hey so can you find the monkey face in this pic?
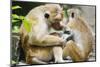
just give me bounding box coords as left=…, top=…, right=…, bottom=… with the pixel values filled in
left=44, top=4, right=63, bottom=30
left=67, top=8, right=81, bottom=19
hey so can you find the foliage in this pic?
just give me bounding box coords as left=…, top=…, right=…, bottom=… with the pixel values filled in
left=12, top=6, right=31, bottom=33
left=12, top=5, right=32, bottom=65
left=12, top=6, right=21, bottom=10
left=23, top=18, right=32, bottom=33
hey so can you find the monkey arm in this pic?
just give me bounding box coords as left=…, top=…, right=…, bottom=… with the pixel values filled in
left=20, top=27, right=64, bottom=47
left=30, top=35, right=64, bottom=47
left=63, top=40, right=87, bottom=61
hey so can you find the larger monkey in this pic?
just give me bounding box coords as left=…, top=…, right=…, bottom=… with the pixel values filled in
left=63, top=8, right=94, bottom=61
left=19, top=4, right=65, bottom=64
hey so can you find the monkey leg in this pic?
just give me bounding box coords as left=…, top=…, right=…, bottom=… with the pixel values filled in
left=26, top=55, right=47, bottom=64
left=63, top=40, right=87, bottom=62
left=25, top=49, right=47, bottom=64
left=32, top=57, right=47, bottom=64
left=53, top=46, right=65, bottom=63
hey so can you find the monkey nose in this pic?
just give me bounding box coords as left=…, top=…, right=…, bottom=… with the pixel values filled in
left=54, top=14, right=62, bottom=21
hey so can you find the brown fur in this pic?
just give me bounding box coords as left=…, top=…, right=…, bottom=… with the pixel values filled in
left=19, top=4, right=64, bottom=64
left=63, top=9, right=94, bottom=61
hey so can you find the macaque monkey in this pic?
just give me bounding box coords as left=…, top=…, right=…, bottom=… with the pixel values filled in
left=63, top=8, right=94, bottom=61
left=19, top=4, right=65, bottom=64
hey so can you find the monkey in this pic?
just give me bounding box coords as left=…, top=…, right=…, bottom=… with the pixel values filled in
left=19, top=4, right=66, bottom=64
left=62, top=8, right=94, bottom=62
left=19, top=4, right=94, bottom=64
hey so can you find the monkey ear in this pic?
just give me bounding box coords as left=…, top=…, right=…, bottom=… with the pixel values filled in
left=59, top=4, right=63, bottom=9
left=60, top=5, right=63, bottom=10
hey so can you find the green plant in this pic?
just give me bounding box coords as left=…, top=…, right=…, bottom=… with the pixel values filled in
left=12, top=5, right=32, bottom=65
left=12, top=5, right=31, bottom=33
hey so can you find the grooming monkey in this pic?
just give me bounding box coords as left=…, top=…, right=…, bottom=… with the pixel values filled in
left=19, top=4, right=66, bottom=64
left=63, top=8, right=94, bottom=61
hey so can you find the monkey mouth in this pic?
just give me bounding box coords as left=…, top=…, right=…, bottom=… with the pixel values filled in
left=51, top=21, right=63, bottom=30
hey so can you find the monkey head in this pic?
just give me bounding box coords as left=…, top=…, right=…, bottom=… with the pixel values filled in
left=44, top=4, right=64, bottom=30
left=67, top=8, right=81, bottom=19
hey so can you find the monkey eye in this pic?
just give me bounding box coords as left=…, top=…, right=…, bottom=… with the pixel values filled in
left=71, top=12, right=74, bottom=18
left=44, top=13, right=50, bottom=19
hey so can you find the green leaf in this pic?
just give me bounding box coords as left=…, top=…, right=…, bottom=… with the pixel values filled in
left=23, top=18, right=31, bottom=33
left=12, top=60, right=16, bottom=64
left=19, top=16, right=25, bottom=20
left=12, top=6, right=21, bottom=10
left=12, top=14, right=19, bottom=19
left=12, top=19, right=20, bottom=23
left=12, top=26, right=19, bottom=33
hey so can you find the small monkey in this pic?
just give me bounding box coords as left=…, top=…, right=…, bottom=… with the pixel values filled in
left=63, top=8, right=94, bottom=61
left=19, top=4, right=65, bottom=64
